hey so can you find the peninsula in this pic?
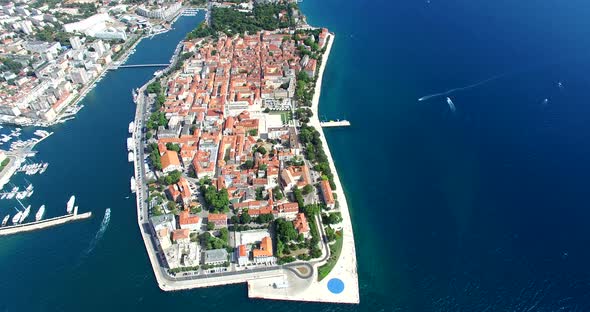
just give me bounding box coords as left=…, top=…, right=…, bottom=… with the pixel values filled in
left=132, top=0, right=359, bottom=303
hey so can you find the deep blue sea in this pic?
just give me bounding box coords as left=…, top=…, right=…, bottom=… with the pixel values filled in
left=2, top=1, right=590, bottom=311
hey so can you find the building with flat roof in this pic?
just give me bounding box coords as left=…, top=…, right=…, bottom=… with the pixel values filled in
left=204, top=248, right=228, bottom=265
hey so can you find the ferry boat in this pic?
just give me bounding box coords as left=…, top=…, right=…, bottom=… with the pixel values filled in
left=19, top=205, right=31, bottom=223
left=128, top=121, right=135, bottom=134
left=66, top=195, right=75, bottom=214
left=12, top=211, right=22, bottom=224
left=2, top=215, right=9, bottom=226
left=35, top=205, right=45, bottom=221
left=130, top=176, right=136, bottom=193
left=128, top=151, right=134, bottom=162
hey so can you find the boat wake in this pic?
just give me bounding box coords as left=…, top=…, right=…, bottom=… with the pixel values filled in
left=85, top=208, right=111, bottom=255
left=418, top=72, right=509, bottom=102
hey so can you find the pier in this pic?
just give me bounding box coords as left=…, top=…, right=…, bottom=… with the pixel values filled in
left=0, top=209, right=92, bottom=236
left=319, top=120, right=351, bottom=127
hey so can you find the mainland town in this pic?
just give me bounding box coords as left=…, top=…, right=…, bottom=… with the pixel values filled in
left=0, top=0, right=358, bottom=304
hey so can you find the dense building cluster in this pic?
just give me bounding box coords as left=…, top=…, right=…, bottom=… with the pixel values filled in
left=146, top=27, right=335, bottom=272
left=0, top=0, right=184, bottom=125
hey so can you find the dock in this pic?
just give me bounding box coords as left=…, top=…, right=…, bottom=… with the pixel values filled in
left=0, top=209, right=92, bottom=236
left=319, top=120, right=351, bottom=127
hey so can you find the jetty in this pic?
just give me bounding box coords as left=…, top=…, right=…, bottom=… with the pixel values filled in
left=319, top=120, right=351, bottom=127
left=0, top=207, right=92, bottom=236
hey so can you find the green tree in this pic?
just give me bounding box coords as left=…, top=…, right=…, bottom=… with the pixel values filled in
left=240, top=212, right=251, bottom=224
left=207, top=221, right=215, bottom=231
left=302, top=184, right=314, bottom=195
left=164, top=170, right=181, bottom=185
left=242, top=160, right=254, bottom=170
left=276, top=218, right=298, bottom=243
left=166, top=143, right=181, bottom=152
left=146, top=81, right=162, bottom=94
left=256, top=213, right=274, bottom=224
left=219, top=228, right=229, bottom=241
left=255, top=187, right=264, bottom=200
left=273, top=185, right=284, bottom=200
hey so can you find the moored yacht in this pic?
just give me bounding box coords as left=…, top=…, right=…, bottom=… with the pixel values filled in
left=66, top=196, right=75, bottom=214
left=2, top=214, right=9, bottom=226
left=35, top=205, right=45, bottom=221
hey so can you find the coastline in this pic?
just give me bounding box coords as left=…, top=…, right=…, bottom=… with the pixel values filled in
left=311, top=34, right=360, bottom=302
left=250, top=32, right=360, bottom=304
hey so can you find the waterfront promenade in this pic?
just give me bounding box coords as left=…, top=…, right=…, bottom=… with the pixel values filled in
left=249, top=33, right=360, bottom=304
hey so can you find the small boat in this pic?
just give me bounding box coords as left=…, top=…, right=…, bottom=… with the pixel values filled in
left=2, top=215, right=9, bottom=226
left=19, top=205, right=31, bottom=223
left=130, top=176, right=136, bottom=193
left=12, top=211, right=22, bottom=224
left=446, top=97, right=457, bottom=113
left=66, top=195, right=75, bottom=214
left=35, top=205, right=45, bottom=221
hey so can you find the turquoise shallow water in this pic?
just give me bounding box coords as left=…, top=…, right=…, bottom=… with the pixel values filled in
left=3, top=1, right=590, bottom=311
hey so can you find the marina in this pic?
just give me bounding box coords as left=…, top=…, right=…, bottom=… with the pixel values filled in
left=16, top=162, right=49, bottom=175
left=0, top=183, right=34, bottom=200
left=0, top=195, right=90, bottom=236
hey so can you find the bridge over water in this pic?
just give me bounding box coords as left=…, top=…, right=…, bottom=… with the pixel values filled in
left=110, top=63, right=170, bottom=70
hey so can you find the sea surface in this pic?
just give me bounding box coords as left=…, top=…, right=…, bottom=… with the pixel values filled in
left=2, top=1, right=590, bottom=311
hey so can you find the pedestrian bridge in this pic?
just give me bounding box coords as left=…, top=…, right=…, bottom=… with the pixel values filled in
left=114, top=64, right=170, bottom=69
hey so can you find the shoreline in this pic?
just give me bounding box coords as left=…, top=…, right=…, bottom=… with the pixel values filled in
left=252, top=32, right=360, bottom=304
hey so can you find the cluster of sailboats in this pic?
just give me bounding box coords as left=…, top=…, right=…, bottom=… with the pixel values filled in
left=1, top=195, right=76, bottom=227
left=0, top=183, right=34, bottom=200
left=1, top=205, right=44, bottom=226
left=18, top=162, right=48, bottom=175
left=0, top=128, right=22, bottom=144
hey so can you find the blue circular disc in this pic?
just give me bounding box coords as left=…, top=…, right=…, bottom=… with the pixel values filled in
left=327, top=278, right=345, bottom=294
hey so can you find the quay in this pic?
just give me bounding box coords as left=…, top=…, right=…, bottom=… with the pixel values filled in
left=320, top=120, right=351, bottom=127
left=0, top=208, right=92, bottom=236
